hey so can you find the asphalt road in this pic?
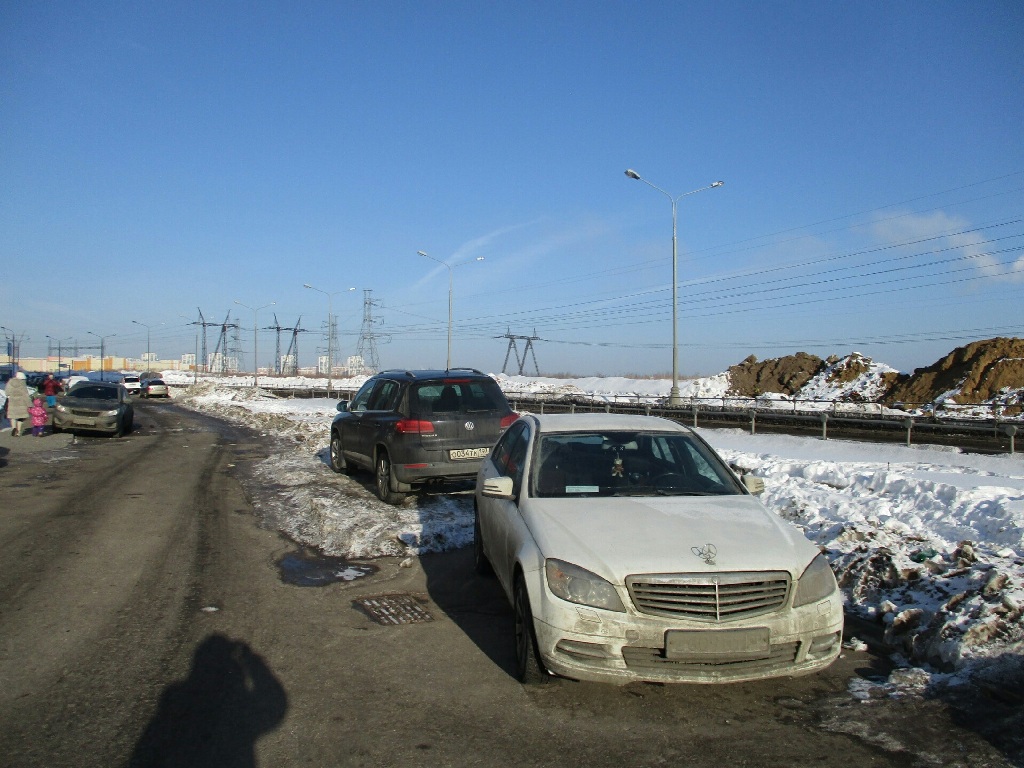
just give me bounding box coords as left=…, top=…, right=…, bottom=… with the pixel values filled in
left=0, top=402, right=1019, bottom=768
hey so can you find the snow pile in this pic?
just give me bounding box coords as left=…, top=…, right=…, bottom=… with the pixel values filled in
left=712, top=431, right=1024, bottom=674
left=799, top=354, right=900, bottom=404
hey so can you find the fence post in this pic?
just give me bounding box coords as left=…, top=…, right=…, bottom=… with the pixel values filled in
left=749, top=409, right=757, bottom=435
left=905, top=416, right=913, bottom=447
left=1006, top=425, right=1017, bottom=455
left=820, top=412, right=829, bottom=440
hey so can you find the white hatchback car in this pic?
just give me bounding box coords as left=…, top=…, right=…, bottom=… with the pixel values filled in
left=474, top=413, right=843, bottom=685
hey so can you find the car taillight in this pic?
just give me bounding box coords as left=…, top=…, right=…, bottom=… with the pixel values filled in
left=395, top=419, right=436, bottom=435
left=500, top=413, right=518, bottom=429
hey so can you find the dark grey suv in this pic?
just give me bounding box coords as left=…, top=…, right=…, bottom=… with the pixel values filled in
left=330, top=369, right=518, bottom=504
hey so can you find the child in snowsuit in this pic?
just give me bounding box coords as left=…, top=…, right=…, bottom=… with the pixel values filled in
left=29, top=397, right=49, bottom=437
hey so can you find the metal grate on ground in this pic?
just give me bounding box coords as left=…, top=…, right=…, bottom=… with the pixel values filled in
left=353, top=593, right=434, bottom=625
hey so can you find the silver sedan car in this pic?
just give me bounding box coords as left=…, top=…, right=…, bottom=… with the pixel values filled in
left=474, top=413, right=843, bottom=685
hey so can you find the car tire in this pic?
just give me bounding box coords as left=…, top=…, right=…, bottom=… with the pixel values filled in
left=474, top=509, right=494, bottom=577
left=375, top=450, right=405, bottom=505
left=329, top=431, right=354, bottom=475
left=513, top=575, right=548, bottom=685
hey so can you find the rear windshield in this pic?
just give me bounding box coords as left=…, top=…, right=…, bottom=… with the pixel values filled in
left=410, top=379, right=508, bottom=417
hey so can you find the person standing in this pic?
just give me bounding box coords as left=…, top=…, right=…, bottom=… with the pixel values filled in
left=29, top=397, right=48, bottom=437
left=4, top=372, right=31, bottom=436
left=40, top=373, right=63, bottom=408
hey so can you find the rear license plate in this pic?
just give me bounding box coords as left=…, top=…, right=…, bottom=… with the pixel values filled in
left=449, top=447, right=490, bottom=460
left=664, top=627, right=770, bottom=662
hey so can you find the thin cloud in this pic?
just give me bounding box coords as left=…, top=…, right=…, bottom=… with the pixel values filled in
left=871, top=211, right=1024, bottom=284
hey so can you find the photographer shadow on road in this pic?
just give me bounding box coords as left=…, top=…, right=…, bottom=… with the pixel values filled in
left=129, top=633, right=287, bottom=768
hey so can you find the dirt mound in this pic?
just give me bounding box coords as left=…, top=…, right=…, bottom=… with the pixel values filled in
left=727, top=352, right=824, bottom=397
left=884, top=338, right=1024, bottom=406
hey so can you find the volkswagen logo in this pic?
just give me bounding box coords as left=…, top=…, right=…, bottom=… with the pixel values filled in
left=464, top=421, right=475, bottom=431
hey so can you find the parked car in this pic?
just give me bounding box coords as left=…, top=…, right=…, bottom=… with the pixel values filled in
left=121, top=375, right=142, bottom=395
left=140, top=379, right=170, bottom=398
left=329, top=369, right=518, bottom=503
left=474, top=413, right=843, bottom=685
left=53, top=380, right=134, bottom=437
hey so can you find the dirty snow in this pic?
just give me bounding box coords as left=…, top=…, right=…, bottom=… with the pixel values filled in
left=166, top=371, right=1024, bottom=691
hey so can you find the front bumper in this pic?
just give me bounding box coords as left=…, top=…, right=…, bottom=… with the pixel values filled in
left=53, top=411, right=121, bottom=434
left=528, top=573, right=844, bottom=685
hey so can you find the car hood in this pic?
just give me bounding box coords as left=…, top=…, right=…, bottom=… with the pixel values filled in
left=522, top=494, right=819, bottom=581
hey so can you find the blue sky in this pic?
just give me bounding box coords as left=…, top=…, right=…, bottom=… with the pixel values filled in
left=3, top=1, right=1023, bottom=376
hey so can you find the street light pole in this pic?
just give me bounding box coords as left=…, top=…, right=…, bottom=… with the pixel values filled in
left=86, top=331, right=116, bottom=381
left=417, top=251, right=485, bottom=370
left=131, top=320, right=163, bottom=373
left=625, top=170, right=723, bottom=405
left=234, top=300, right=275, bottom=388
left=179, top=315, right=200, bottom=385
left=303, top=284, right=356, bottom=392
left=46, top=335, right=73, bottom=375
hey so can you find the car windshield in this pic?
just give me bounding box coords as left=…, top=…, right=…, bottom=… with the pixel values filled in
left=69, top=385, right=119, bottom=401
left=410, top=378, right=506, bottom=417
left=532, top=430, right=743, bottom=498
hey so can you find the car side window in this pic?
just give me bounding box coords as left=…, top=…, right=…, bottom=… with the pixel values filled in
left=505, top=425, right=529, bottom=493
left=491, top=421, right=526, bottom=476
left=349, top=380, right=376, bottom=412
left=366, top=380, right=400, bottom=411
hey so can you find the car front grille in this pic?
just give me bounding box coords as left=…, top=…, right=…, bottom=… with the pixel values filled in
left=626, top=571, right=790, bottom=621
left=69, top=409, right=104, bottom=417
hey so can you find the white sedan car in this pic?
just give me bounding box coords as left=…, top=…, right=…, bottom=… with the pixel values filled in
left=474, top=413, right=843, bottom=685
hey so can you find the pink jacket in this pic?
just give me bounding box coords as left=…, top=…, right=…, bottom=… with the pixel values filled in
left=29, top=400, right=49, bottom=427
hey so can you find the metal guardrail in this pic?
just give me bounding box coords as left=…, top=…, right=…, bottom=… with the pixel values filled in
left=503, top=395, right=1021, bottom=455
left=256, top=386, right=1020, bottom=454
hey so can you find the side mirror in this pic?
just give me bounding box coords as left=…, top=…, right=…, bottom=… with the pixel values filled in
left=481, top=475, right=515, bottom=500
left=336, top=400, right=350, bottom=413
left=742, top=475, right=765, bottom=495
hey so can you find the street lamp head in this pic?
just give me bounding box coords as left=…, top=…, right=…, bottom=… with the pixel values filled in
left=417, top=250, right=428, bottom=257
left=475, top=257, right=485, bottom=262
left=625, top=169, right=642, bottom=180
left=712, top=180, right=724, bottom=188
left=303, top=283, right=313, bottom=289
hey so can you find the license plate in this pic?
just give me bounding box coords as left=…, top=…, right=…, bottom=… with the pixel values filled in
left=76, top=418, right=97, bottom=426
left=449, top=447, right=490, bottom=460
left=664, top=627, right=770, bottom=662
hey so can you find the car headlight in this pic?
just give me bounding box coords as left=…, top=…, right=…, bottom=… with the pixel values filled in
left=793, top=553, right=838, bottom=608
left=545, top=559, right=625, bottom=612
left=103, top=408, right=120, bottom=417
left=55, top=403, right=68, bottom=413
